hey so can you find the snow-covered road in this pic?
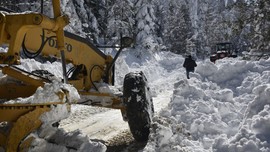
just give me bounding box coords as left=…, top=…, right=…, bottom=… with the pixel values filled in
left=59, top=51, right=179, bottom=143
left=59, top=90, right=172, bottom=142
left=60, top=106, right=129, bottom=141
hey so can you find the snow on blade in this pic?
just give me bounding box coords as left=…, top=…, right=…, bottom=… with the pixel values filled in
left=4, top=80, right=80, bottom=104
left=24, top=104, right=106, bottom=151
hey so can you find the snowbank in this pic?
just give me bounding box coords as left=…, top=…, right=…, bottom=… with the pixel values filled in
left=213, top=84, right=270, bottom=152
left=144, top=57, right=270, bottom=152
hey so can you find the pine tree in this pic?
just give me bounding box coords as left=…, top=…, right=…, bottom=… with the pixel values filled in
left=134, top=0, right=159, bottom=53
left=161, top=0, right=192, bottom=55
left=106, top=0, right=135, bottom=45
left=250, top=0, right=270, bottom=53
left=71, top=0, right=100, bottom=43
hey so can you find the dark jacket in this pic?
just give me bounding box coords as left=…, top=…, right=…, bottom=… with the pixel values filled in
left=183, top=56, right=197, bottom=71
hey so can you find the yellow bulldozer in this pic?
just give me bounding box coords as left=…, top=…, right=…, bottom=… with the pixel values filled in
left=0, top=0, right=154, bottom=151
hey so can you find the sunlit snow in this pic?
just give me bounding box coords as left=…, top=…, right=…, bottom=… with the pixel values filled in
left=1, top=48, right=270, bottom=151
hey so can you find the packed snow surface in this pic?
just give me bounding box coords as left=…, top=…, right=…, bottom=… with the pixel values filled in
left=1, top=48, right=270, bottom=151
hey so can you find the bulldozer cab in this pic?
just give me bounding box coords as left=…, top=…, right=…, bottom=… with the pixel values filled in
left=216, top=42, right=233, bottom=53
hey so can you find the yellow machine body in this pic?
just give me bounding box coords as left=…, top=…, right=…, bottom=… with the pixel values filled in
left=0, top=102, right=69, bottom=152
left=0, top=11, right=113, bottom=91
left=0, top=0, right=125, bottom=151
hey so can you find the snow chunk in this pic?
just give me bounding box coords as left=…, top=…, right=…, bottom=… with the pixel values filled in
left=196, top=61, right=218, bottom=77
left=245, top=84, right=270, bottom=118
left=28, top=129, right=106, bottom=152
left=40, top=104, right=70, bottom=124
left=18, top=89, right=105, bottom=152
left=173, top=79, right=206, bottom=100
left=211, top=88, right=234, bottom=102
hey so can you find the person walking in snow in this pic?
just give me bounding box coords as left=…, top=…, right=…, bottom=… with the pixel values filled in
left=183, top=55, right=197, bottom=79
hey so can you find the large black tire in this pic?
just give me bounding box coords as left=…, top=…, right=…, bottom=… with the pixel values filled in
left=123, top=71, right=154, bottom=142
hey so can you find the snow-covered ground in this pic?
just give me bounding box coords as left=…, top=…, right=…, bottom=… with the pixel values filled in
left=1, top=47, right=270, bottom=151
left=143, top=54, right=270, bottom=152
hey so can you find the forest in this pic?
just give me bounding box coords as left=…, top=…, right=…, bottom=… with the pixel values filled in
left=1, top=0, right=269, bottom=59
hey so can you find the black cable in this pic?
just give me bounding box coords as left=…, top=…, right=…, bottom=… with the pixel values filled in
left=67, top=66, right=76, bottom=78
left=89, top=65, right=103, bottom=91
left=78, top=99, right=93, bottom=105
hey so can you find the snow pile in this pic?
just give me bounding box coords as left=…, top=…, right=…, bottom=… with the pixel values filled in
left=213, top=84, right=270, bottom=152
left=0, top=57, right=79, bottom=104
left=28, top=129, right=106, bottom=152
left=144, top=57, right=270, bottom=152
left=18, top=58, right=65, bottom=78
left=25, top=104, right=106, bottom=152
left=196, top=59, right=270, bottom=91
left=4, top=80, right=80, bottom=104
